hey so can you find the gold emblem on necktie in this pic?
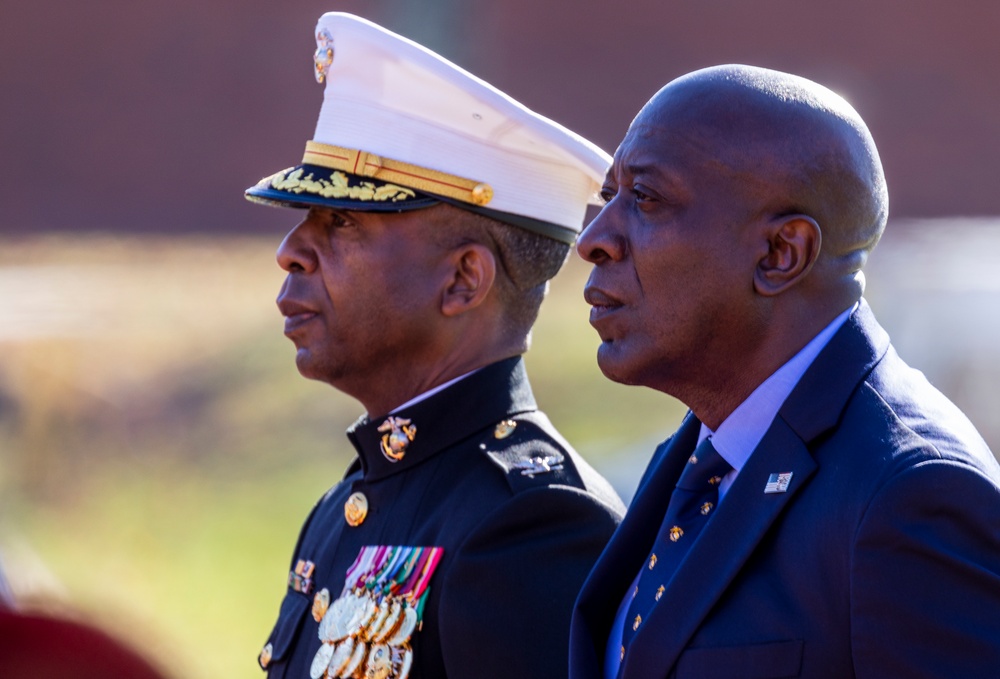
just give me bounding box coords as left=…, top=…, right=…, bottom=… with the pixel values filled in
left=708, top=475, right=723, bottom=485
left=378, top=417, right=417, bottom=462
left=494, top=419, right=517, bottom=439
left=689, top=454, right=698, bottom=464
left=669, top=526, right=684, bottom=542
left=345, top=491, right=369, bottom=526
left=700, top=501, right=714, bottom=515
left=648, top=554, right=657, bottom=569
left=633, top=614, right=641, bottom=631
left=620, top=645, right=625, bottom=661
left=655, top=585, right=665, bottom=601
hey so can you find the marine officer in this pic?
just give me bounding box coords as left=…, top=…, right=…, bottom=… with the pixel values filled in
left=245, top=13, right=625, bottom=679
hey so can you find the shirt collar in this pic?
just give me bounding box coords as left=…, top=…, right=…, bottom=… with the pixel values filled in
left=699, top=303, right=857, bottom=472
left=347, top=356, right=536, bottom=482
left=390, top=368, right=479, bottom=413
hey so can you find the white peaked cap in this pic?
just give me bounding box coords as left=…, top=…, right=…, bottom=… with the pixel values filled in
left=246, top=12, right=612, bottom=243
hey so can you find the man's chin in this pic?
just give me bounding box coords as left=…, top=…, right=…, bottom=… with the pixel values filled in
left=596, top=341, right=643, bottom=387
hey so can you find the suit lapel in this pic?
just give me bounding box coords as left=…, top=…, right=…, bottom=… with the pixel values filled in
left=620, top=302, right=889, bottom=676
left=577, top=300, right=891, bottom=679
left=622, top=416, right=817, bottom=677
left=570, top=415, right=700, bottom=678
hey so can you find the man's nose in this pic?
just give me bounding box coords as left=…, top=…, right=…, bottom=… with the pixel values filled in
left=576, top=200, right=625, bottom=264
left=276, top=218, right=318, bottom=273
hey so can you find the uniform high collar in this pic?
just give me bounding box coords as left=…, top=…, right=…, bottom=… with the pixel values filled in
left=346, top=356, right=537, bottom=482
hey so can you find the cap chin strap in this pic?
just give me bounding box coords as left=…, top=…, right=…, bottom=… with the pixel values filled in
left=303, top=141, right=494, bottom=207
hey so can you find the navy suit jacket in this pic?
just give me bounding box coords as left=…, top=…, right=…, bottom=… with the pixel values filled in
left=570, top=300, right=1000, bottom=679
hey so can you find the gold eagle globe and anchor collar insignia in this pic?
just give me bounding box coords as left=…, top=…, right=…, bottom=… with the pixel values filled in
left=378, top=417, right=417, bottom=463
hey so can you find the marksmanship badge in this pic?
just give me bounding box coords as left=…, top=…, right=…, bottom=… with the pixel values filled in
left=511, top=454, right=564, bottom=478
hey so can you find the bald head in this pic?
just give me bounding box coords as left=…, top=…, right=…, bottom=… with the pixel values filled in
left=636, top=65, right=888, bottom=293
left=578, top=65, right=891, bottom=420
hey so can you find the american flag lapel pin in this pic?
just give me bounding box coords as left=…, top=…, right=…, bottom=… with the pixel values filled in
left=764, top=472, right=793, bottom=494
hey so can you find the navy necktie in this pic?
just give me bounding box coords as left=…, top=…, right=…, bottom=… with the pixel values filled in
left=618, top=437, right=732, bottom=666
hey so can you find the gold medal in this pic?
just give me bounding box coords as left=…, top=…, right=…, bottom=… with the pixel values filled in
left=313, top=587, right=331, bottom=622
left=340, top=639, right=368, bottom=678
left=365, top=599, right=391, bottom=641
left=310, top=642, right=334, bottom=679
left=365, top=643, right=393, bottom=679
left=386, top=605, right=417, bottom=646
left=372, top=600, right=402, bottom=642
left=345, top=492, right=369, bottom=526
left=331, top=594, right=360, bottom=641
left=327, top=638, right=356, bottom=677
left=396, top=647, right=414, bottom=679
left=322, top=595, right=353, bottom=642
left=340, top=592, right=369, bottom=639
left=354, top=595, right=378, bottom=637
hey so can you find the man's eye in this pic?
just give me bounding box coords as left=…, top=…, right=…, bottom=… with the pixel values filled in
left=328, top=212, right=352, bottom=228
left=632, top=186, right=653, bottom=202
left=599, top=187, right=616, bottom=204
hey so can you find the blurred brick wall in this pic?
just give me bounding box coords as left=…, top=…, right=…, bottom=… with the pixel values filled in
left=2, top=0, right=998, bottom=234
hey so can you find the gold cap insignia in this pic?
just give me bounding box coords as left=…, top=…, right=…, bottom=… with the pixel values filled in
left=314, top=29, right=334, bottom=83
left=345, top=491, right=369, bottom=526
left=378, top=416, right=417, bottom=462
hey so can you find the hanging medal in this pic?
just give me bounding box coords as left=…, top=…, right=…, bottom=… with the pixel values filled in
left=312, top=545, right=444, bottom=679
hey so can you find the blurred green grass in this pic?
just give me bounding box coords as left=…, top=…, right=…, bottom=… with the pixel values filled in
left=0, top=234, right=680, bottom=678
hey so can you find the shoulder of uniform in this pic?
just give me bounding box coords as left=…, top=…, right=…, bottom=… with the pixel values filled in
left=478, top=411, right=587, bottom=493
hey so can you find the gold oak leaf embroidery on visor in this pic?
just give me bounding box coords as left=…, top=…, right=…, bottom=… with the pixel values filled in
left=267, top=168, right=417, bottom=202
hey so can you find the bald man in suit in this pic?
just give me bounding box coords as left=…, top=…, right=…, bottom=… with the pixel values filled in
left=570, top=64, right=1000, bottom=679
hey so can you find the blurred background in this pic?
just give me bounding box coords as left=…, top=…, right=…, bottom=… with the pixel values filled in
left=1, top=0, right=998, bottom=676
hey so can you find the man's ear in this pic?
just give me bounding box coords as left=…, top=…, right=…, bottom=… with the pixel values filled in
left=441, top=243, right=497, bottom=317
left=753, top=215, right=821, bottom=296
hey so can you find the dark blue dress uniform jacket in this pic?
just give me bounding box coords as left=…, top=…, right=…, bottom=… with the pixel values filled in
left=570, top=300, right=1000, bottom=679
left=262, top=356, right=625, bottom=678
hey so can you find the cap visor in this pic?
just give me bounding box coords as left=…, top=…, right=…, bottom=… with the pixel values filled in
left=245, top=164, right=439, bottom=212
